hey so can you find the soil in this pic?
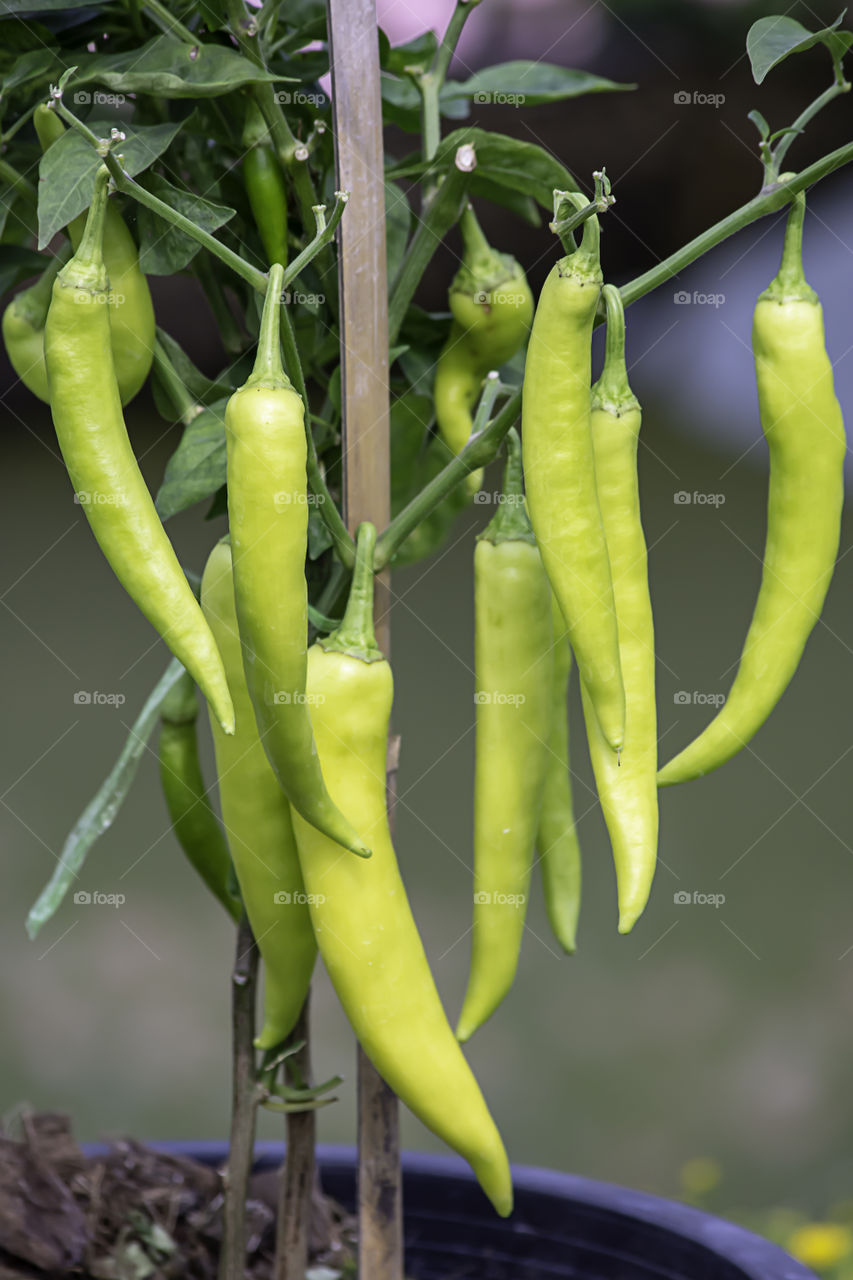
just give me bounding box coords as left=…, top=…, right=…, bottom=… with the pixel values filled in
left=0, top=1112, right=356, bottom=1279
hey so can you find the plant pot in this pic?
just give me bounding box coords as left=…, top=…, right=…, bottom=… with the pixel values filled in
left=150, top=1142, right=815, bottom=1280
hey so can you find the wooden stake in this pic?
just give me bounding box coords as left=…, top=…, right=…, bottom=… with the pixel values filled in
left=326, top=0, right=401, bottom=1275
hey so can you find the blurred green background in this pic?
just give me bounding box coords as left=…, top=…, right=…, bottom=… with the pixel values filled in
left=2, top=0, right=852, bottom=1231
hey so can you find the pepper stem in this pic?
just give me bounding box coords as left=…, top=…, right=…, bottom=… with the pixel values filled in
left=459, top=203, right=491, bottom=260
left=479, top=428, right=535, bottom=546
left=244, top=263, right=292, bottom=390
left=321, top=523, right=383, bottom=662
left=72, top=166, right=110, bottom=270
left=558, top=192, right=601, bottom=282
left=592, top=284, right=640, bottom=415
left=762, top=186, right=818, bottom=304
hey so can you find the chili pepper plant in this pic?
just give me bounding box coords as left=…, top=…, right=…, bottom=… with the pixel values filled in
left=2, top=1, right=852, bottom=1277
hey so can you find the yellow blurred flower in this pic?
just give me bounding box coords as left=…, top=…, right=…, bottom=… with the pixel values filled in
left=680, top=1158, right=722, bottom=1197
left=788, top=1224, right=853, bottom=1271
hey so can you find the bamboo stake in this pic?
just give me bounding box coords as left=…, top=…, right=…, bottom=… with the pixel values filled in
left=326, top=0, right=401, bottom=1275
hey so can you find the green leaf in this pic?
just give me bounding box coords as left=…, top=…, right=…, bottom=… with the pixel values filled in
left=37, top=118, right=183, bottom=249
left=155, top=399, right=229, bottom=522
left=445, top=62, right=635, bottom=105
left=152, top=327, right=224, bottom=412
left=73, top=34, right=291, bottom=98
left=26, top=658, right=184, bottom=940
left=307, top=508, right=334, bottom=560
left=385, top=181, right=411, bottom=285
left=0, top=245, right=49, bottom=301
left=136, top=174, right=235, bottom=275
left=382, top=30, right=437, bottom=76
left=0, top=46, right=59, bottom=99
left=0, top=0, right=90, bottom=11
left=746, top=14, right=852, bottom=84
left=391, top=127, right=576, bottom=212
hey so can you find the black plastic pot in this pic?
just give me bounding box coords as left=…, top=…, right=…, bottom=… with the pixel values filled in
left=149, top=1142, right=813, bottom=1280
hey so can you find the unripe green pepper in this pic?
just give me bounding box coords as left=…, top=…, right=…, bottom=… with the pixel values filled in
left=158, top=669, right=242, bottom=923
left=225, top=265, right=370, bottom=859
left=522, top=210, right=626, bottom=752
left=2, top=246, right=69, bottom=401
left=290, top=524, right=513, bottom=1218
left=434, top=205, right=533, bottom=494
left=201, top=539, right=317, bottom=1050
left=456, top=431, right=553, bottom=1042
left=44, top=166, right=234, bottom=735
left=536, top=594, right=582, bottom=954
left=32, top=104, right=155, bottom=405
left=242, top=100, right=289, bottom=268
left=580, top=285, right=658, bottom=932
left=658, top=191, right=846, bottom=786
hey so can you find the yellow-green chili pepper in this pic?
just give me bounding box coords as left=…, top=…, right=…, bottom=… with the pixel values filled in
left=456, top=431, right=553, bottom=1043
left=536, top=595, right=582, bottom=955
left=434, top=205, right=533, bottom=494
left=44, top=167, right=234, bottom=733
left=31, top=104, right=155, bottom=405
left=658, top=191, right=845, bottom=786
left=242, top=100, right=289, bottom=268
left=225, top=264, right=370, bottom=858
left=290, top=523, right=513, bottom=1217
left=158, top=669, right=242, bottom=923
left=521, top=210, right=626, bottom=752
left=580, top=285, right=658, bottom=932
left=202, top=539, right=317, bottom=1050
left=2, top=245, right=70, bottom=401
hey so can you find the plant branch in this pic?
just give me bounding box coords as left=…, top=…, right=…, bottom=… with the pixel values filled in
left=0, top=158, right=37, bottom=203
left=770, top=75, right=851, bottom=179
left=618, top=145, right=853, bottom=312
left=219, top=913, right=261, bottom=1280
left=282, top=193, right=348, bottom=290
left=387, top=147, right=476, bottom=345
left=375, top=375, right=515, bottom=570
left=152, top=339, right=203, bottom=426
left=141, top=0, right=196, bottom=42
left=273, top=995, right=315, bottom=1280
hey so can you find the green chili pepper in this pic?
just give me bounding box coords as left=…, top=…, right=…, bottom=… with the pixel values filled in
left=2, top=245, right=70, bottom=401
left=580, top=285, right=657, bottom=932
left=225, top=264, right=370, bottom=859
left=290, top=523, right=512, bottom=1217
left=44, top=166, right=235, bottom=734
left=521, top=209, right=626, bottom=752
left=456, top=431, right=553, bottom=1043
left=658, top=191, right=845, bottom=786
left=158, top=669, right=242, bottom=922
left=33, top=104, right=155, bottom=405
left=242, top=101, right=289, bottom=268
left=536, top=594, right=582, bottom=955
left=434, top=205, right=533, bottom=494
left=202, top=540, right=317, bottom=1049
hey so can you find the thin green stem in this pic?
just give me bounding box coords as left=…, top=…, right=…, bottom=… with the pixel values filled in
left=152, top=339, right=203, bottom=426
left=375, top=377, right=515, bottom=570
left=771, top=76, right=850, bottom=180
left=194, top=253, right=245, bottom=357
left=550, top=194, right=604, bottom=256
left=617, top=143, right=853, bottom=313
left=141, top=0, right=196, bottom=41
left=411, top=0, right=480, bottom=186
left=281, top=193, right=348, bottom=291
left=277, top=300, right=355, bottom=568
left=433, top=0, right=481, bottom=86
left=592, top=284, right=638, bottom=413
left=2, top=103, right=38, bottom=146
left=761, top=188, right=816, bottom=304
left=246, top=262, right=289, bottom=387
left=0, top=158, right=37, bottom=203
left=322, top=523, right=381, bottom=660
left=479, top=426, right=533, bottom=545
left=388, top=156, right=474, bottom=344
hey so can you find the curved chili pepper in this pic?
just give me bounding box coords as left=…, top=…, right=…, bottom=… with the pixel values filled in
left=658, top=191, right=845, bottom=785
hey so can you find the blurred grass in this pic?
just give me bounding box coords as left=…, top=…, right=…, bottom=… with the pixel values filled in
left=2, top=377, right=852, bottom=1217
